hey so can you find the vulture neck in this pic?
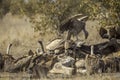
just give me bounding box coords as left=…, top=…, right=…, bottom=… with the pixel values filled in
left=91, top=45, right=94, bottom=55
left=6, top=43, right=12, bottom=55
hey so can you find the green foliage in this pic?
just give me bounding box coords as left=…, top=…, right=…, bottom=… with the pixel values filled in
left=0, top=0, right=120, bottom=34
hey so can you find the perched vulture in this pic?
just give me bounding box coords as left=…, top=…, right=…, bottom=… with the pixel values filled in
left=59, top=14, right=89, bottom=40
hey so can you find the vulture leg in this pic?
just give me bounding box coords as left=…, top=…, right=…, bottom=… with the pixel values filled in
left=91, top=45, right=94, bottom=55
left=38, top=41, right=45, bottom=53
left=83, top=25, right=89, bottom=39
left=64, top=30, right=72, bottom=55
left=65, top=30, right=72, bottom=40
left=76, top=36, right=79, bottom=41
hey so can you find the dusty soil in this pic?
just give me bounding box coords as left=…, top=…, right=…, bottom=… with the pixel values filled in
left=0, top=72, right=120, bottom=80
left=0, top=13, right=119, bottom=80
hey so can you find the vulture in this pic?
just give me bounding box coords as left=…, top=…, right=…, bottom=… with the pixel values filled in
left=99, top=26, right=120, bottom=40
left=99, top=27, right=109, bottom=39
left=59, top=14, right=89, bottom=40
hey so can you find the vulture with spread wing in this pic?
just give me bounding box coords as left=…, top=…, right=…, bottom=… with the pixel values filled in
left=59, top=14, right=89, bottom=40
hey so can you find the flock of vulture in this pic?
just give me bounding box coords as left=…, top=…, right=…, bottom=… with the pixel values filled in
left=0, top=14, right=120, bottom=79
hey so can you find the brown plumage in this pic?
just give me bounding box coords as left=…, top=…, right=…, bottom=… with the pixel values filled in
left=59, top=14, right=89, bottom=40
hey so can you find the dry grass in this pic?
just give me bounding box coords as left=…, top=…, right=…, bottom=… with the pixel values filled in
left=0, top=13, right=56, bottom=58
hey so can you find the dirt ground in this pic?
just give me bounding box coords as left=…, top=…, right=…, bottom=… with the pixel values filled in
left=0, top=13, right=119, bottom=80
left=0, top=72, right=119, bottom=80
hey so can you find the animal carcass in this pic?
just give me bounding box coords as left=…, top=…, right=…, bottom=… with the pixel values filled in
left=85, top=54, right=104, bottom=75
left=49, top=55, right=75, bottom=75
left=75, top=59, right=87, bottom=74
left=49, top=62, right=74, bottom=75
